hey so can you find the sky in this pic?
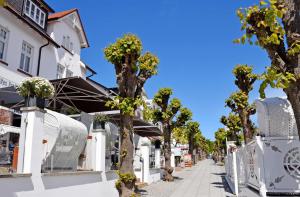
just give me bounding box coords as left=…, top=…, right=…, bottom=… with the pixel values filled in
left=47, top=0, right=285, bottom=140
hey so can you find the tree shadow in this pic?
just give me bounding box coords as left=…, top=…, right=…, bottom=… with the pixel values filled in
left=211, top=172, right=226, bottom=176
left=173, top=176, right=183, bottom=180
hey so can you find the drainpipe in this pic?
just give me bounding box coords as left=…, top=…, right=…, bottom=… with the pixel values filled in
left=36, top=41, right=50, bottom=76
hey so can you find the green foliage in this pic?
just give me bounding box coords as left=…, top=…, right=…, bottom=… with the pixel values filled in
left=235, top=0, right=300, bottom=98
left=152, top=88, right=192, bottom=124
left=104, top=34, right=142, bottom=65
left=172, top=127, right=188, bottom=144
left=214, top=128, right=228, bottom=152
left=138, top=52, right=159, bottom=76
left=235, top=0, right=286, bottom=47
left=175, top=107, right=193, bottom=127
left=220, top=113, right=242, bottom=141
left=105, top=96, right=143, bottom=116
left=232, top=64, right=258, bottom=92
left=153, top=88, right=173, bottom=107
left=259, top=66, right=296, bottom=98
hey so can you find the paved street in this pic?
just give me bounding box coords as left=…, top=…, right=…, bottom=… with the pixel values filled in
left=140, top=159, right=234, bottom=197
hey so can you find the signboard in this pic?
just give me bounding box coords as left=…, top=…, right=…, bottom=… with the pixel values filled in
left=0, top=77, right=17, bottom=88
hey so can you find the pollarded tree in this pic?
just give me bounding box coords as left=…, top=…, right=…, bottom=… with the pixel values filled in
left=104, top=34, right=159, bottom=197
left=186, top=121, right=201, bottom=164
left=214, top=128, right=228, bottom=161
left=235, top=0, right=300, bottom=136
left=220, top=113, right=243, bottom=145
left=225, top=65, right=257, bottom=143
left=153, top=88, right=192, bottom=181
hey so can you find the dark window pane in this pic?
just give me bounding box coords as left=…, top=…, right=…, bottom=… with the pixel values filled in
left=19, top=53, right=25, bottom=70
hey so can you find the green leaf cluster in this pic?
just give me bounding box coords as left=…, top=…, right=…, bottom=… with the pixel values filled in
left=259, top=66, right=296, bottom=98
left=235, top=0, right=286, bottom=47
left=105, top=96, right=143, bottom=116
left=104, top=34, right=142, bottom=65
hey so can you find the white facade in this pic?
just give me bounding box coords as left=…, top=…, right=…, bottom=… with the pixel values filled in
left=0, top=4, right=91, bottom=88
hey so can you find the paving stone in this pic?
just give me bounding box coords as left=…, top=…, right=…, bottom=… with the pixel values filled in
left=141, top=159, right=236, bottom=197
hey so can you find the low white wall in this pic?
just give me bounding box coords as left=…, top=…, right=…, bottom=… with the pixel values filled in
left=0, top=172, right=118, bottom=197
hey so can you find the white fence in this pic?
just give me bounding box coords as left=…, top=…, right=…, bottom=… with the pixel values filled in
left=225, top=136, right=300, bottom=196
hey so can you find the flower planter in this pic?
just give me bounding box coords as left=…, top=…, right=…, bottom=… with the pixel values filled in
left=93, top=121, right=105, bottom=130
left=24, top=96, right=46, bottom=109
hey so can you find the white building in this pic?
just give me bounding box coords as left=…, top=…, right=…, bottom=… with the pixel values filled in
left=0, top=0, right=94, bottom=89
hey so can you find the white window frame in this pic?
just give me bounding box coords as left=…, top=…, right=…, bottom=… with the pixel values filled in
left=19, top=41, right=33, bottom=73
left=57, top=64, right=65, bottom=79
left=24, top=0, right=46, bottom=28
left=62, top=35, right=74, bottom=53
left=0, top=25, right=9, bottom=61
left=66, top=69, right=73, bottom=78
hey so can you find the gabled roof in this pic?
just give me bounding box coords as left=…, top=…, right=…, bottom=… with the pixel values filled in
left=48, top=8, right=77, bottom=21
left=48, top=9, right=89, bottom=48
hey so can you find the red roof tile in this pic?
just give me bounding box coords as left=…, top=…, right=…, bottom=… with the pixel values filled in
left=48, top=9, right=77, bottom=20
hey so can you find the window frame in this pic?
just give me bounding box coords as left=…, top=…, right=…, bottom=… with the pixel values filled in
left=23, top=0, right=46, bottom=28
left=19, top=41, right=34, bottom=74
left=66, top=69, right=73, bottom=78
left=0, top=25, right=9, bottom=61
left=56, top=64, right=65, bottom=79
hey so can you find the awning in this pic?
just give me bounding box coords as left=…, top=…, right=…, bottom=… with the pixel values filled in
left=49, top=77, right=114, bottom=113
left=106, top=111, right=162, bottom=137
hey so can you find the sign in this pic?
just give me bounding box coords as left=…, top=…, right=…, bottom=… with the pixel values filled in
left=0, top=76, right=17, bottom=88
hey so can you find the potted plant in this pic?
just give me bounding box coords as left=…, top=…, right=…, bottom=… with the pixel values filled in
left=17, top=77, right=55, bottom=109
left=93, top=113, right=109, bottom=130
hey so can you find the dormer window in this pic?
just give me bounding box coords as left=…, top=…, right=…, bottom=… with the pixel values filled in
left=24, top=0, right=46, bottom=28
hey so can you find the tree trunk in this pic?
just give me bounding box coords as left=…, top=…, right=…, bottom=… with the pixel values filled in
left=118, top=114, right=135, bottom=197
left=163, top=123, right=174, bottom=181
left=285, top=83, right=300, bottom=138
left=188, top=139, right=195, bottom=165
left=240, top=110, right=253, bottom=144
left=282, top=0, right=300, bottom=139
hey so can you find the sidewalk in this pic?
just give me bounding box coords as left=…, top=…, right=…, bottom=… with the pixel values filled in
left=140, top=159, right=234, bottom=197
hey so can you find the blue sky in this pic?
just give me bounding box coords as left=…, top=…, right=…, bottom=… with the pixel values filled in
left=47, top=0, right=285, bottom=140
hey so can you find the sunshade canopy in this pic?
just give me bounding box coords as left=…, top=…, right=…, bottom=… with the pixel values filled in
left=49, top=77, right=113, bottom=113
left=106, top=112, right=162, bottom=137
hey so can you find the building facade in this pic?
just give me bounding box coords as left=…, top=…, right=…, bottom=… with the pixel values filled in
left=0, top=0, right=93, bottom=89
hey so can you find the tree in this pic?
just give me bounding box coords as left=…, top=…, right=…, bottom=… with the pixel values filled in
left=235, top=0, right=300, bottom=136
left=173, top=126, right=188, bottom=145
left=186, top=121, right=201, bottom=164
left=214, top=128, right=228, bottom=162
left=104, top=34, right=159, bottom=197
left=153, top=88, right=192, bottom=181
left=225, top=65, right=257, bottom=143
left=220, top=113, right=243, bottom=145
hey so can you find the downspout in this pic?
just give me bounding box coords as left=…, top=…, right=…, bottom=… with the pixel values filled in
left=36, top=41, right=50, bottom=76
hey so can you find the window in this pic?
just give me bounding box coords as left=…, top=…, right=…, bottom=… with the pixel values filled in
left=57, top=64, right=65, bottom=79
left=23, top=0, right=46, bottom=28
left=19, top=42, right=33, bottom=73
left=62, top=36, right=74, bottom=53
left=66, top=69, right=73, bottom=78
left=0, top=26, right=8, bottom=61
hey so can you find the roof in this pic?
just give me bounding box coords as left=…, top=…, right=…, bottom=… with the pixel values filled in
left=48, top=9, right=89, bottom=48
left=48, top=9, right=77, bottom=21
left=49, top=77, right=112, bottom=113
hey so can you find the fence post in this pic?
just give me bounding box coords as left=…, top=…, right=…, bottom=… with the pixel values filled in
left=232, top=150, right=239, bottom=196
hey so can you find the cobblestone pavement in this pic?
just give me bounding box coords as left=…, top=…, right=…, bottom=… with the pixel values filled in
left=139, top=159, right=234, bottom=197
